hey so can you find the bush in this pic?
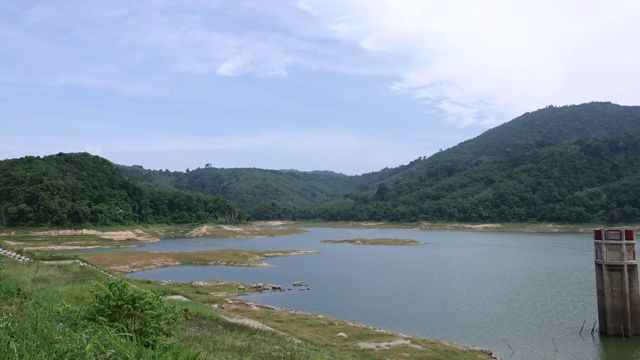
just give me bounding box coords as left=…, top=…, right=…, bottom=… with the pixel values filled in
left=86, top=277, right=181, bottom=348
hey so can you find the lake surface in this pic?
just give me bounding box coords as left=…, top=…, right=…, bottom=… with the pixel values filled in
left=116, top=228, right=640, bottom=360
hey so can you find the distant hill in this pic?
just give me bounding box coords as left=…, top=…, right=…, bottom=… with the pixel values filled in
left=7, top=102, right=639, bottom=226
left=302, top=102, right=640, bottom=223
left=118, top=102, right=640, bottom=224
left=117, top=164, right=408, bottom=220
left=0, top=153, right=246, bottom=227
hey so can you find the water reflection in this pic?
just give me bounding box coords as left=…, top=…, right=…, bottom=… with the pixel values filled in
left=599, top=336, right=640, bottom=360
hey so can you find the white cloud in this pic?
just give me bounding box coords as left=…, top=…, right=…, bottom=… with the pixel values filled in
left=296, top=0, right=640, bottom=127
left=2, top=1, right=398, bottom=92
left=5, top=1, right=640, bottom=134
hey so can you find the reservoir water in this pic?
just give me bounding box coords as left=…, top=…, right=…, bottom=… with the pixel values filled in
left=115, top=228, right=640, bottom=359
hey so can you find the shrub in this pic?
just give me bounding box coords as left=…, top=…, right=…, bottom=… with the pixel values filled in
left=86, top=277, right=181, bottom=348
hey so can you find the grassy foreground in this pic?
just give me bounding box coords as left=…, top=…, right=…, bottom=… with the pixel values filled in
left=0, top=221, right=514, bottom=359
left=0, top=257, right=351, bottom=359
left=0, top=255, right=494, bottom=359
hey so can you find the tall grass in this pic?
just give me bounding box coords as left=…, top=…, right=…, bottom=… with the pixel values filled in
left=0, top=302, right=196, bottom=359
left=0, top=260, right=197, bottom=359
left=0, top=259, right=351, bottom=359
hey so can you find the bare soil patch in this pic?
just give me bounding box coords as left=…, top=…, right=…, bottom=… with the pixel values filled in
left=412, top=222, right=503, bottom=231
left=357, top=339, right=422, bottom=350
left=0, top=229, right=159, bottom=250
left=77, top=249, right=319, bottom=274
left=187, top=223, right=305, bottom=238
left=15, top=229, right=158, bottom=242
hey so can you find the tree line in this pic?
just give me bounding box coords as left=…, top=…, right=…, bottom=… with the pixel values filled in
left=5, top=103, right=640, bottom=226
left=115, top=102, right=640, bottom=224
left=0, top=153, right=248, bottom=227
left=300, top=134, right=640, bottom=224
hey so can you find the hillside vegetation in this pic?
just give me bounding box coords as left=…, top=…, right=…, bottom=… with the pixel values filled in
left=3, top=102, right=640, bottom=226
left=117, top=163, right=410, bottom=220
left=0, top=153, right=248, bottom=227
left=304, top=102, right=640, bottom=223
left=117, top=102, right=640, bottom=224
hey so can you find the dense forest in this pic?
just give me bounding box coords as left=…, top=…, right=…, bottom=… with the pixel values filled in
left=0, top=153, right=247, bottom=227
left=306, top=133, right=640, bottom=223
left=117, top=163, right=411, bottom=220
left=119, top=102, right=640, bottom=224
left=304, top=102, right=640, bottom=223
left=3, top=102, right=640, bottom=227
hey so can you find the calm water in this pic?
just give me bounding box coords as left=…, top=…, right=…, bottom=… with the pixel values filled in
left=116, top=228, right=640, bottom=360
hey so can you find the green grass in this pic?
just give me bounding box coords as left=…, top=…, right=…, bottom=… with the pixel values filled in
left=23, top=251, right=82, bottom=261
left=0, top=257, right=352, bottom=360
left=0, top=259, right=186, bottom=359
left=131, top=278, right=257, bottom=305
left=174, top=310, right=351, bottom=360
left=0, top=254, right=494, bottom=359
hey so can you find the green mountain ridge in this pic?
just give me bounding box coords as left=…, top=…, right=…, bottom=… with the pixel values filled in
left=116, top=161, right=411, bottom=220
left=3, top=101, right=640, bottom=226
left=418, top=101, right=640, bottom=168
left=114, top=101, right=640, bottom=224
left=313, top=132, right=640, bottom=223
left=315, top=102, right=640, bottom=223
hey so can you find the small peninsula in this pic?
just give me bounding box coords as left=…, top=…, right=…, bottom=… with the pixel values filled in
left=320, top=238, right=422, bottom=245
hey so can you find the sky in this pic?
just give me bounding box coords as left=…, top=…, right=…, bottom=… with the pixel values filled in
left=1, top=1, right=639, bottom=175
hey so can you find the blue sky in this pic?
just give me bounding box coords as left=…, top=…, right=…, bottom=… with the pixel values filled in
left=2, top=1, right=639, bottom=175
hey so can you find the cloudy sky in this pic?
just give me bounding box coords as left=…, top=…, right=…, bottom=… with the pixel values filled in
left=1, top=1, right=639, bottom=175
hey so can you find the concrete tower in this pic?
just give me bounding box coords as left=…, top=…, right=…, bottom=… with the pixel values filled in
left=594, top=229, right=640, bottom=336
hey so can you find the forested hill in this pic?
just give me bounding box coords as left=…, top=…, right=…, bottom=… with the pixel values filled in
left=414, top=101, right=640, bottom=168
left=0, top=153, right=247, bottom=227
left=117, top=165, right=407, bottom=220
left=6, top=102, right=639, bottom=226
left=304, top=102, right=640, bottom=223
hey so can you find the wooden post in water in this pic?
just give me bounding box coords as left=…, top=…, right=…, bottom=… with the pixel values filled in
left=594, top=229, right=640, bottom=336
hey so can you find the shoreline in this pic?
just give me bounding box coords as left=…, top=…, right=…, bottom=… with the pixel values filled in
left=0, top=245, right=499, bottom=359
left=288, top=220, right=620, bottom=233
left=75, top=249, right=320, bottom=274
left=0, top=220, right=624, bottom=240
left=0, top=220, right=620, bottom=275
left=213, top=297, right=499, bottom=358
left=0, top=221, right=614, bottom=359
left=0, top=222, right=534, bottom=359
